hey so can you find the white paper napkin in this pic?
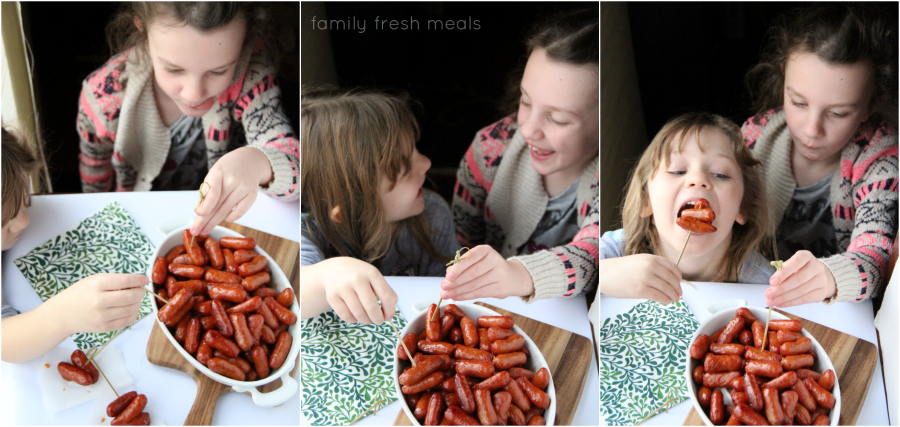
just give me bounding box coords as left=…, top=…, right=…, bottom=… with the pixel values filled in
left=39, top=346, right=133, bottom=413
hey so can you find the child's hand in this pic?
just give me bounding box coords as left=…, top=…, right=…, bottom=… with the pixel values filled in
left=766, top=250, right=837, bottom=307
left=600, top=254, right=683, bottom=304
left=190, top=147, right=274, bottom=236
left=319, top=257, right=398, bottom=324
left=47, top=273, right=148, bottom=335
left=440, top=245, right=535, bottom=301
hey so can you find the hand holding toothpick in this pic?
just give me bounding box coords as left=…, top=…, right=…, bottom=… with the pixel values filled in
left=431, top=247, right=470, bottom=322
left=761, top=260, right=784, bottom=350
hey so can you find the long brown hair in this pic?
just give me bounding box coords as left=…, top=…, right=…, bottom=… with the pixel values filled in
left=622, top=113, right=769, bottom=282
left=301, top=86, right=449, bottom=267
left=746, top=3, right=898, bottom=129
left=2, top=127, right=38, bottom=226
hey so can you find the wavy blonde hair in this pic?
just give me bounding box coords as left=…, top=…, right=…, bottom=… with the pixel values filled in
left=301, top=86, right=448, bottom=267
left=621, top=112, right=770, bottom=282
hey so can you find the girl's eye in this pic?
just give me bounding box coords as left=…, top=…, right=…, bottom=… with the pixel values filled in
left=166, top=68, right=183, bottom=74
left=520, top=99, right=531, bottom=107
left=712, top=173, right=730, bottom=179
left=210, top=70, right=228, bottom=76
left=548, top=115, right=567, bottom=126
left=831, top=111, right=848, bottom=118
left=791, top=101, right=807, bottom=108
left=666, top=170, right=685, bottom=176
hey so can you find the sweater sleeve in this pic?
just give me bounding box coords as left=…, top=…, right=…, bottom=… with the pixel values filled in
left=451, top=134, right=492, bottom=248
left=823, top=150, right=899, bottom=304
left=76, top=85, right=115, bottom=193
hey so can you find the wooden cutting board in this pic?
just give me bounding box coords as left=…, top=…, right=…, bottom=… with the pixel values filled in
left=683, top=308, right=879, bottom=425
left=146, top=222, right=299, bottom=425
left=393, top=302, right=594, bottom=426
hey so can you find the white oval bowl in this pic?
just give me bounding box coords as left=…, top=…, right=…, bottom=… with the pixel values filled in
left=684, top=306, right=840, bottom=425
left=146, top=225, right=300, bottom=407
left=393, top=302, right=556, bottom=425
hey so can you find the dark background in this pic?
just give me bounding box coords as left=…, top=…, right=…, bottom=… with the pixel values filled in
left=312, top=1, right=595, bottom=202
left=627, top=2, right=898, bottom=140
left=21, top=2, right=300, bottom=194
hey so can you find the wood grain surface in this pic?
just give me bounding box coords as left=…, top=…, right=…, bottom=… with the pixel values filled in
left=682, top=308, right=878, bottom=426
left=393, top=302, right=594, bottom=426
left=146, top=222, right=299, bottom=425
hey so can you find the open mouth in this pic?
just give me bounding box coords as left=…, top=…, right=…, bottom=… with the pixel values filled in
left=677, top=200, right=707, bottom=218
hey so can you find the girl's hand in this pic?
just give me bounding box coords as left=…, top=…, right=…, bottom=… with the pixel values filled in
left=190, top=147, right=274, bottom=236
left=600, top=254, right=683, bottom=304
left=48, top=273, right=148, bottom=335
left=440, top=245, right=535, bottom=301
left=766, top=250, right=837, bottom=307
left=319, top=257, right=398, bottom=324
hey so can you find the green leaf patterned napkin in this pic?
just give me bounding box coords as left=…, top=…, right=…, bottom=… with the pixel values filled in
left=14, top=202, right=155, bottom=349
left=301, top=310, right=408, bottom=426
left=600, top=299, right=699, bottom=426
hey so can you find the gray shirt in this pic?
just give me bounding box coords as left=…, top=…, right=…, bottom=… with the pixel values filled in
left=776, top=173, right=838, bottom=260
left=2, top=301, right=17, bottom=318
left=600, top=229, right=775, bottom=284
left=152, top=115, right=208, bottom=191
left=517, top=179, right=580, bottom=255
left=302, top=189, right=462, bottom=277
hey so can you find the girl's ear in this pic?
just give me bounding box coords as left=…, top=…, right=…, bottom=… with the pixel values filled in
left=133, top=17, right=143, bottom=32
left=640, top=203, right=653, bottom=218
left=735, top=211, right=747, bottom=225
left=330, top=206, right=342, bottom=223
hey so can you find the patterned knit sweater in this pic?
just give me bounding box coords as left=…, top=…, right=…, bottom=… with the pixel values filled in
left=77, top=44, right=298, bottom=200
left=742, top=108, right=898, bottom=304
left=453, top=116, right=599, bottom=303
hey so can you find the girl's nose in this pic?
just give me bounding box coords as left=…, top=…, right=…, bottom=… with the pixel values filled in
left=417, top=152, right=432, bottom=174
left=803, top=112, right=824, bottom=139
left=182, top=79, right=206, bottom=103
left=518, top=110, right=543, bottom=141
left=686, top=170, right=711, bottom=189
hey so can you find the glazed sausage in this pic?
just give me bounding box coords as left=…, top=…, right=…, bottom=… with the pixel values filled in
left=795, top=404, right=812, bottom=425
left=203, top=237, right=225, bottom=269
left=783, top=354, right=814, bottom=371
left=734, top=403, right=769, bottom=426
left=718, top=316, right=746, bottom=345
left=257, top=296, right=279, bottom=328
left=402, top=371, right=444, bottom=394
left=491, top=334, right=525, bottom=355
left=777, top=329, right=802, bottom=343
left=276, top=288, right=295, bottom=307
left=796, top=368, right=822, bottom=382
left=208, top=358, right=246, bottom=381
left=710, top=389, right=725, bottom=425
left=746, top=360, right=783, bottom=378
left=762, top=387, right=785, bottom=425
left=761, top=371, right=798, bottom=391
left=209, top=284, right=248, bottom=303
left=731, top=376, right=744, bottom=391
left=168, top=264, right=204, bottom=279
left=264, top=296, right=297, bottom=325
left=230, top=313, right=255, bottom=352
left=705, top=354, right=743, bottom=373
left=444, top=406, right=480, bottom=425
left=744, top=346, right=782, bottom=363
left=238, top=255, right=267, bottom=277
left=681, top=208, right=715, bottom=222
left=527, top=415, right=545, bottom=426
left=493, top=391, right=512, bottom=425
left=487, top=327, right=516, bottom=342
left=415, top=392, right=433, bottom=419
left=781, top=337, right=812, bottom=356
left=532, top=368, right=550, bottom=390
left=157, top=288, right=194, bottom=325
left=743, top=373, right=764, bottom=412
left=58, top=362, right=93, bottom=386
left=698, top=386, right=712, bottom=408
left=818, top=369, right=835, bottom=391
left=508, top=405, right=527, bottom=426
left=477, top=316, right=514, bottom=329
left=400, top=355, right=443, bottom=385
left=692, top=366, right=704, bottom=384
left=751, top=320, right=766, bottom=348
left=781, top=390, right=799, bottom=426
left=219, top=236, right=256, bottom=250
left=813, top=414, right=830, bottom=425
left=110, top=394, right=147, bottom=426
left=509, top=367, right=536, bottom=381
left=222, top=248, right=239, bottom=274
left=493, top=352, right=527, bottom=370
left=709, top=326, right=727, bottom=344
left=731, top=390, right=749, bottom=407
left=205, top=269, right=241, bottom=284
left=107, top=391, right=138, bottom=417
left=516, top=377, right=550, bottom=409
left=182, top=230, right=208, bottom=266
left=767, top=331, right=781, bottom=355
left=196, top=338, right=213, bottom=365
left=212, top=352, right=252, bottom=373
left=171, top=254, right=194, bottom=265
left=457, top=360, right=495, bottom=378
left=479, top=328, right=492, bottom=352
left=675, top=216, right=717, bottom=234
left=460, top=316, right=479, bottom=348
left=475, top=389, right=500, bottom=426
left=269, top=330, right=293, bottom=370
left=71, top=349, right=99, bottom=384
left=444, top=391, right=461, bottom=409
left=185, top=317, right=201, bottom=354
left=454, top=373, right=477, bottom=414
left=171, top=280, right=206, bottom=296
left=232, top=249, right=256, bottom=264
left=736, top=307, right=758, bottom=324
left=791, top=378, right=818, bottom=411
left=227, top=296, right=263, bottom=315
left=768, top=319, right=803, bottom=332
left=152, top=257, right=168, bottom=285
left=455, top=344, right=493, bottom=361
left=739, top=330, right=754, bottom=346
left=690, top=334, right=710, bottom=359
left=165, top=245, right=186, bottom=263
left=418, top=341, right=455, bottom=355
left=703, top=371, right=741, bottom=388
left=260, top=325, right=277, bottom=344
left=443, top=304, right=466, bottom=319
left=211, top=299, right=234, bottom=337
left=398, top=333, right=418, bottom=361
left=425, top=390, right=444, bottom=426
left=129, top=413, right=150, bottom=426
left=505, top=378, right=531, bottom=412
left=250, top=345, right=269, bottom=378
left=203, top=330, right=240, bottom=357
left=803, top=377, right=835, bottom=409
left=473, top=371, right=511, bottom=391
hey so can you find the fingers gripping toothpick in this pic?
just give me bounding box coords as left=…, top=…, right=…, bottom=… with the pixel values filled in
left=432, top=247, right=470, bottom=322
left=761, top=260, right=784, bottom=350
left=190, top=182, right=212, bottom=248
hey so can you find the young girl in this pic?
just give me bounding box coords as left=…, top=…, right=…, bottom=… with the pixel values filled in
left=77, top=2, right=298, bottom=237
left=299, top=88, right=461, bottom=324
left=601, top=113, right=774, bottom=305
left=2, top=127, right=147, bottom=364
left=743, top=4, right=898, bottom=307
left=443, top=7, right=599, bottom=303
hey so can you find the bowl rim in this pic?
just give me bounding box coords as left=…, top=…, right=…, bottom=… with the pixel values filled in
left=392, top=302, right=556, bottom=426
left=684, top=306, right=841, bottom=426
left=147, top=225, right=300, bottom=387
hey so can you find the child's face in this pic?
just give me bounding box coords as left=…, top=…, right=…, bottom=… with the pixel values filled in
left=380, top=147, right=432, bottom=222
left=2, top=197, right=30, bottom=251
left=646, top=128, right=746, bottom=258
left=146, top=16, right=246, bottom=118
left=517, top=47, right=599, bottom=178
left=783, top=51, right=874, bottom=163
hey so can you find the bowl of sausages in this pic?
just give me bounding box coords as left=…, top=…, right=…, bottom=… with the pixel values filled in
left=686, top=306, right=840, bottom=426
left=393, top=301, right=555, bottom=425
left=146, top=220, right=299, bottom=407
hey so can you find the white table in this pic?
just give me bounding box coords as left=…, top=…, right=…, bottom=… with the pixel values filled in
left=1, top=191, right=300, bottom=425
left=600, top=282, right=888, bottom=426
left=300, top=276, right=600, bottom=426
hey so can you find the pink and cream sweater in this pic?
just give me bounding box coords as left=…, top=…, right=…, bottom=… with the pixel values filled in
left=453, top=116, right=599, bottom=303
left=743, top=108, right=898, bottom=304
left=77, top=44, right=298, bottom=200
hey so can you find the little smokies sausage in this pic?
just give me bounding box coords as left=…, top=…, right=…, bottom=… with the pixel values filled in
left=168, top=264, right=205, bottom=280
left=725, top=413, right=741, bottom=426
left=508, top=405, right=527, bottom=426
left=185, top=317, right=201, bottom=354
left=238, top=255, right=267, bottom=277
left=730, top=391, right=749, bottom=407
left=208, top=357, right=246, bottom=381
left=71, top=349, right=99, bottom=383
left=129, top=413, right=150, bottom=426
left=257, top=296, right=279, bottom=328
left=680, top=208, right=715, bottom=222
left=205, top=269, right=242, bottom=284
left=171, top=254, right=194, bottom=265
left=219, top=236, right=256, bottom=250
left=762, top=387, right=785, bottom=425
left=491, top=334, right=525, bottom=355
left=690, top=334, right=710, bottom=359
left=197, top=338, right=213, bottom=365
left=264, top=296, right=297, bottom=325
left=233, top=249, right=257, bottom=264
left=781, top=390, right=799, bottom=425
left=211, top=299, right=234, bottom=337
left=457, top=360, right=495, bottom=378
left=58, top=362, right=93, bottom=386
left=761, top=371, right=798, bottom=391
left=718, top=316, right=746, bottom=345
left=203, top=237, right=225, bottom=269
left=709, top=326, right=727, bottom=344
left=475, top=389, right=500, bottom=426
left=398, top=333, right=418, bottom=361
left=710, top=343, right=745, bottom=355
left=400, top=355, right=443, bottom=385
left=227, top=296, right=263, bottom=315
left=439, top=314, right=455, bottom=341
left=746, top=360, right=783, bottom=378
left=276, top=288, right=296, bottom=307
left=418, top=341, right=455, bottom=355
left=703, top=371, right=741, bottom=388
left=445, top=406, right=480, bottom=425
left=809, top=406, right=830, bottom=422
left=402, top=371, right=444, bottom=394
left=107, top=391, right=138, bottom=417
left=733, top=403, right=769, bottom=426
left=442, top=304, right=466, bottom=319
left=494, top=352, right=527, bottom=370
left=212, top=352, right=251, bottom=373
left=705, top=354, right=743, bottom=373
left=110, top=394, right=147, bottom=426
left=449, top=328, right=463, bottom=344
left=509, top=367, right=536, bottom=381
left=209, top=284, right=248, bottom=303
left=157, top=288, right=194, bottom=325
left=182, top=230, right=207, bottom=266
left=425, top=390, right=444, bottom=426
left=415, top=392, right=433, bottom=419
left=260, top=325, right=277, bottom=344
left=473, top=371, right=511, bottom=391
left=744, top=346, right=782, bottom=363
left=781, top=337, right=812, bottom=356
left=477, top=316, right=515, bottom=329
left=731, top=376, right=744, bottom=391
left=783, top=354, right=814, bottom=371
left=698, top=386, right=712, bottom=408
left=505, top=378, right=531, bottom=412
left=818, top=369, right=835, bottom=391
left=751, top=320, right=766, bottom=348
left=479, top=328, right=492, bottom=352
left=736, top=307, right=758, bottom=324
left=203, top=330, right=240, bottom=357
left=443, top=391, right=461, bottom=409
left=269, top=330, right=293, bottom=370
left=739, top=330, right=754, bottom=346
left=516, top=377, right=550, bottom=409
left=710, top=389, right=725, bottom=425
left=222, top=248, right=239, bottom=274
left=455, top=344, right=493, bottom=361
left=777, top=329, right=802, bottom=343
left=803, top=377, right=835, bottom=409
left=494, top=391, right=512, bottom=425
left=230, top=313, right=255, bottom=352
left=796, top=368, right=822, bottom=382
left=743, top=373, right=764, bottom=412
left=675, top=216, right=717, bottom=234
left=166, top=245, right=186, bottom=263
left=768, top=319, right=803, bottom=332
left=527, top=415, right=546, bottom=426
left=532, top=368, right=550, bottom=390
left=170, top=280, right=206, bottom=296
left=152, top=257, right=168, bottom=285
left=813, top=414, right=831, bottom=425
left=455, top=373, right=477, bottom=413
left=791, top=378, right=817, bottom=411
left=487, top=327, right=516, bottom=342
left=460, top=316, right=478, bottom=348
left=794, top=404, right=812, bottom=425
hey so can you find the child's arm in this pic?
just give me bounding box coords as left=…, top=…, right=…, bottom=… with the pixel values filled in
left=452, top=132, right=497, bottom=248
left=1, top=274, right=146, bottom=364
left=301, top=258, right=398, bottom=324
left=76, top=87, right=116, bottom=193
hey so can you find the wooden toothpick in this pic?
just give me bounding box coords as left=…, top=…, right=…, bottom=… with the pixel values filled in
left=387, top=318, right=416, bottom=368
left=433, top=247, right=470, bottom=321
left=189, top=182, right=211, bottom=247
left=761, top=260, right=784, bottom=350
left=146, top=288, right=170, bottom=306
left=635, top=389, right=678, bottom=425
left=675, top=231, right=692, bottom=267
left=347, top=389, right=388, bottom=425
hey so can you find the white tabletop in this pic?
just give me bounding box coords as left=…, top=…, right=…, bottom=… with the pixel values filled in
left=1, top=191, right=300, bottom=425
left=600, top=281, right=888, bottom=426
left=300, top=276, right=600, bottom=426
